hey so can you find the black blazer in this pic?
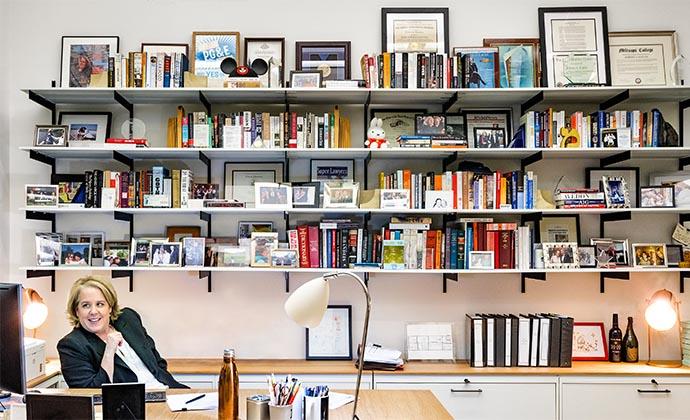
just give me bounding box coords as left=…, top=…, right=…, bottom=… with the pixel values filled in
left=57, top=307, right=186, bottom=389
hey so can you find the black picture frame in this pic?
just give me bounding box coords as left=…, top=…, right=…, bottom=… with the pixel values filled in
left=306, top=305, right=353, bottom=360
left=444, top=112, right=467, bottom=141
left=244, top=37, right=286, bottom=87
left=223, top=161, right=285, bottom=205
left=310, top=159, right=355, bottom=182
left=666, top=244, right=683, bottom=267
left=640, top=186, right=675, bottom=208
left=295, top=41, right=351, bottom=81
left=472, top=127, right=506, bottom=148
left=585, top=167, right=640, bottom=208
left=462, top=109, right=512, bottom=147
left=381, top=8, right=450, bottom=54
left=292, top=182, right=321, bottom=208
left=414, top=114, right=446, bottom=136
left=537, top=214, right=581, bottom=244
left=58, top=111, right=113, bottom=143
left=577, top=245, right=597, bottom=268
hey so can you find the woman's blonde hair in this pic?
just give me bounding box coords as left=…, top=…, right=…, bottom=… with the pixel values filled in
left=66, top=276, right=121, bottom=327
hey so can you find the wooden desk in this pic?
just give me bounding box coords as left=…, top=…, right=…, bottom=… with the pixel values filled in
left=56, top=389, right=452, bottom=420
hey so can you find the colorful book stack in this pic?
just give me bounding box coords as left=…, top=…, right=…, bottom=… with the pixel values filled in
left=554, top=188, right=606, bottom=209
left=107, top=52, right=188, bottom=88
left=397, top=134, right=467, bottom=148
left=683, top=321, right=690, bottom=367
left=360, top=52, right=462, bottom=89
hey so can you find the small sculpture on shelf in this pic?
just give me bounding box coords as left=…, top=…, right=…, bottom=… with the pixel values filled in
left=364, top=118, right=389, bottom=148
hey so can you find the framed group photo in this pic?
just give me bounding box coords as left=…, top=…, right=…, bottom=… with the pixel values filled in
left=462, top=109, right=512, bottom=148
left=306, top=305, right=353, bottom=360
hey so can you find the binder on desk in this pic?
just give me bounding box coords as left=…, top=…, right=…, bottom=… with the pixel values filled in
left=548, top=315, right=563, bottom=367
left=538, top=316, right=551, bottom=367
left=517, top=315, right=531, bottom=366
left=485, top=315, right=495, bottom=367
left=495, top=315, right=506, bottom=367
left=509, top=315, right=519, bottom=367
left=466, top=314, right=485, bottom=367
left=559, top=316, right=574, bottom=367
left=529, top=314, right=540, bottom=366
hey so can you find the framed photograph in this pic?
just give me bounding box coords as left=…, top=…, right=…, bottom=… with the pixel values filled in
left=572, top=322, right=608, bottom=361
left=65, top=232, right=104, bottom=266
left=306, top=305, right=353, bottom=360
left=370, top=109, right=427, bottom=144
left=533, top=244, right=545, bottom=269
left=380, top=189, right=410, bottom=209
left=60, top=243, right=91, bottom=266
left=310, top=159, right=355, bottom=182
left=60, top=36, right=119, bottom=88
left=58, top=112, right=112, bottom=147
left=577, top=245, right=597, bottom=268
left=254, top=182, right=292, bottom=209
left=381, top=8, right=449, bottom=54
left=538, top=7, right=610, bottom=87
left=150, top=242, right=182, bottom=267
left=216, top=245, right=250, bottom=267
left=609, top=31, right=679, bottom=86
left=25, top=185, right=58, bottom=207
left=586, top=167, right=640, bottom=207
left=425, top=190, right=453, bottom=210
left=35, top=233, right=62, bottom=267
left=473, top=127, right=506, bottom=148
left=103, top=241, right=130, bottom=267
left=290, top=70, right=322, bottom=88
left=130, top=238, right=154, bottom=266
left=34, top=125, right=68, bottom=147
left=323, top=182, right=359, bottom=208
left=612, top=239, right=629, bottom=266
left=271, top=249, right=298, bottom=268
left=191, top=31, right=240, bottom=80
left=649, top=171, right=690, bottom=208
left=192, top=183, right=219, bottom=200
left=602, top=176, right=631, bottom=208
left=415, top=114, right=446, bottom=136
left=296, top=41, right=351, bottom=81
left=166, top=226, right=201, bottom=243
left=542, top=242, right=579, bottom=269
left=224, top=162, right=284, bottom=206
left=600, top=128, right=619, bottom=148
left=141, top=42, right=188, bottom=56
left=666, top=244, right=683, bottom=267
left=406, top=322, right=454, bottom=361
left=463, top=110, right=512, bottom=148
left=591, top=238, right=616, bottom=268
left=538, top=215, right=580, bottom=243
left=444, top=113, right=467, bottom=143
left=238, top=222, right=273, bottom=240
left=454, top=47, right=499, bottom=89
left=468, top=251, right=494, bottom=270
left=183, top=237, right=206, bottom=267
left=632, top=243, right=667, bottom=268
left=640, top=186, right=675, bottom=208
left=483, top=38, right=541, bottom=88
left=250, top=232, right=279, bottom=267
left=244, top=37, right=285, bottom=87
left=292, top=182, right=320, bottom=208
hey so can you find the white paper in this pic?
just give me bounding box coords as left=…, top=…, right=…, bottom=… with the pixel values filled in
left=328, top=392, right=354, bottom=410
left=166, top=392, right=218, bottom=412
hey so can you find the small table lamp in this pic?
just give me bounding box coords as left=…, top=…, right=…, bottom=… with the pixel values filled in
left=23, top=288, right=48, bottom=337
left=644, top=289, right=681, bottom=367
left=284, top=271, right=371, bottom=420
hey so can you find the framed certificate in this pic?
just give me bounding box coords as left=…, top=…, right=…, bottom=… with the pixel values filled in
left=223, top=162, right=284, bottom=206
left=609, top=31, right=679, bottom=86
left=306, top=305, right=353, bottom=360
left=244, top=37, right=285, bottom=88
left=381, top=8, right=449, bottom=54
left=538, top=7, right=610, bottom=87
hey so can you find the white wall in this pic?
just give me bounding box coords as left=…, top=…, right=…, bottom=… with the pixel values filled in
left=8, top=0, right=690, bottom=361
left=1, top=0, right=11, bottom=281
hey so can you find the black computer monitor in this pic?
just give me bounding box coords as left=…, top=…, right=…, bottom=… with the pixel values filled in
left=0, top=283, right=26, bottom=396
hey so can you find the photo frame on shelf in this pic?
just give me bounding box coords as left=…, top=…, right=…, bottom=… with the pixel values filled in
left=224, top=162, right=284, bottom=207
left=483, top=38, right=541, bottom=88
left=370, top=109, right=427, bottom=144
left=270, top=249, right=298, bottom=268
left=640, top=186, right=675, bottom=208
left=306, top=305, right=353, bottom=360
left=577, top=245, right=597, bottom=268
left=250, top=232, right=279, bottom=267
left=666, top=244, right=683, bottom=267
left=140, top=42, right=189, bottom=57
left=542, top=242, right=578, bottom=269
left=591, top=238, right=616, bottom=268
left=238, top=222, right=273, bottom=240
left=166, top=226, right=201, bottom=242
left=381, top=7, right=449, bottom=54
left=380, top=189, right=410, bottom=209
left=25, top=185, right=58, bottom=207
left=649, top=171, right=690, bottom=208
left=538, top=7, right=611, bottom=87
left=323, top=182, right=359, bottom=208
left=473, top=127, right=506, bottom=148
left=244, top=37, right=285, bottom=88
left=64, top=231, right=104, bottom=266
left=60, top=36, right=119, bottom=88
left=150, top=242, right=182, bottom=267
left=406, top=322, right=454, bottom=361
left=310, top=159, right=355, bottom=182
left=462, top=109, right=512, bottom=149
left=103, top=241, right=130, bottom=267
left=602, top=176, right=631, bottom=208
left=183, top=237, right=205, bottom=267
left=444, top=113, right=467, bottom=144
left=254, top=182, right=292, bottom=209
left=295, top=41, right=351, bottom=81
left=612, top=239, right=630, bottom=266
left=60, top=243, right=91, bottom=266
left=572, top=322, right=608, bottom=361
left=468, top=251, right=494, bottom=270
left=609, top=31, right=679, bottom=87
left=191, top=31, right=240, bottom=80
left=425, top=190, right=453, bottom=210
left=632, top=243, right=667, bottom=268
left=58, top=112, right=112, bottom=147
left=291, top=182, right=320, bottom=208
left=585, top=167, right=640, bottom=208
left=414, top=114, right=446, bottom=136
left=290, top=70, right=322, bottom=88
left=217, top=245, right=251, bottom=267
left=34, top=125, right=68, bottom=147
left=130, top=238, right=153, bottom=266
left=538, top=215, right=581, bottom=244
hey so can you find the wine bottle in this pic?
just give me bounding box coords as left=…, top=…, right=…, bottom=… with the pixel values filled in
left=608, top=314, right=623, bottom=362
left=218, top=348, right=239, bottom=420
left=623, top=316, right=639, bottom=363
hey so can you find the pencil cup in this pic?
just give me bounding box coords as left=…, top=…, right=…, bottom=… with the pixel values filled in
left=268, top=403, right=293, bottom=420
left=246, top=394, right=270, bottom=420
left=303, top=395, right=329, bottom=420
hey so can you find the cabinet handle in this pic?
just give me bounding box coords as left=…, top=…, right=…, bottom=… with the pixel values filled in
left=451, top=388, right=483, bottom=393
left=637, top=389, right=671, bottom=393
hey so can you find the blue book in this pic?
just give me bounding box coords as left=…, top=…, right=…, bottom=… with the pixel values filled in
left=450, top=229, right=458, bottom=270
left=465, top=226, right=473, bottom=269
left=326, top=230, right=332, bottom=268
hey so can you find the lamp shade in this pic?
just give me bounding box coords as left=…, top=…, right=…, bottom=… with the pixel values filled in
left=284, top=276, right=330, bottom=328
left=645, top=289, right=677, bottom=332
left=23, top=288, right=48, bottom=330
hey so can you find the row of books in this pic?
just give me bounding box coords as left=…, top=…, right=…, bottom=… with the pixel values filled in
left=378, top=170, right=537, bottom=210
left=466, top=313, right=574, bottom=368
left=166, top=107, right=351, bottom=149
left=107, top=52, right=188, bottom=88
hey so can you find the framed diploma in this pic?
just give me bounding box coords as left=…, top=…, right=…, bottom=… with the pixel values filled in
left=244, top=37, right=285, bottom=88
left=538, top=7, right=610, bottom=87
left=609, top=31, right=679, bottom=87
left=381, top=8, right=449, bottom=54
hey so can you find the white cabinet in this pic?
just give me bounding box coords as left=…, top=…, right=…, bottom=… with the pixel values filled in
left=376, top=375, right=558, bottom=420
left=560, top=376, right=690, bottom=420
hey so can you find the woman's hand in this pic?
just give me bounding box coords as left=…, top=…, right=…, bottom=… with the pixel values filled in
left=105, top=331, right=123, bottom=350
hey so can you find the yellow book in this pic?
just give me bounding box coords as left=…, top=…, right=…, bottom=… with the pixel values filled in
left=172, top=170, right=181, bottom=208
left=333, top=106, right=340, bottom=148
left=339, top=117, right=350, bottom=148
left=383, top=53, right=391, bottom=89
left=176, top=106, right=185, bottom=148
left=379, top=171, right=385, bottom=189
left=166, top=117, right=176, bottom=148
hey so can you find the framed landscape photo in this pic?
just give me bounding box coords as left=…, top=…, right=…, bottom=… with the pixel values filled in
left=296, top=41, right=351, bottom=81
left=290, top=70, right=322, bottom=88
left=538, top=215, right=580, bottom=243
left=310, top=159, right=355, bottom=182
left=58, top=112, right=112, bottom=147
left=244, top=37, right=285, bottom=87
left=306, top=305, right=353, bottom=360
left=538, top=7, right=611, bottom=87
left=34, top=125, right=68, bottom=147
left=191, top=31, right=240, bottom=80
left=141, top=42, right=189, bottom=57
left=463, top=110, right=512, bottom=148
left=632, top=243, right=667, bottom=268
left=381, top=7, right=449, bottom=54
left=270, top=249, right=298, bottom=268
left=572, top=322, right=608, bottom=361
left=483, top=38, right=541, bottom=88
left=609, top=31, right=679, bottom=86
left=370, top=109, right=427, bottom=144
left=291, top=182, right=320, bottom=208
left=61, top=36, right=119, bottom=88
left=224, top=162, right=284, bottom=206
left=640, top=186, right=675, bottom=208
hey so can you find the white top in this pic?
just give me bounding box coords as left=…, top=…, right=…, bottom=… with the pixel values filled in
left=115, top=338, right=167, bottom=389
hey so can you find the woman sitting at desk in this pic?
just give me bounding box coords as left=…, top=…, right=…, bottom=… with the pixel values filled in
left=57, top=276, right=186, bottom=388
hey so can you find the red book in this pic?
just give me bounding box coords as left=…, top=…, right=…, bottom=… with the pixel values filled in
left=105, top=138, right=148, bottom=145
left=307, top=225, right=320, bottom=268
left=498, top=230, right=512, bottom=269
left=297, top=226, right=310, bottom=268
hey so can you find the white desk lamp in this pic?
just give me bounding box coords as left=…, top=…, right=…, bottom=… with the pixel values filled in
left=644, top=289, right=682, bottom=367
left=23, top=288, right=48, bottom=337
left=284, top=271, right=371, bottom=420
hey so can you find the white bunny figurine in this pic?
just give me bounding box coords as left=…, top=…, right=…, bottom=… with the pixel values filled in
left=365, top=118, right=389, bottom=148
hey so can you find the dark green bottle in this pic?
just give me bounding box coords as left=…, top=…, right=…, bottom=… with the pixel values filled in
left=623, top=316, right=639, bottom=362
left=609, top=314, right=622, bottom=362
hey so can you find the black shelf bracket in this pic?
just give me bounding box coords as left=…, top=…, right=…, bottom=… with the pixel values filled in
left=520, top=151, right=543, bottom=171
left=441, top=92, right=459, bottom=114
left=283, top=151, right=290, bottom=182
left=114, top=211, right=134, bottom=240
left=200, top=211, right=212, bottom=237
left=27, top=270, right=56, bottom=292
left=363, top=151, right=372, bottom=190
left=198, top=271, right=212, bottom=293
left=285, top=272, right=290, bottom=293
left=113, top=91, right=134, bottom=117
left=199, top=151, right=211, bottom=182
left=442, top=152, right=459, bottom=172
left=599, top=271, right=630, bottom=293
left=521, top=91, right=544, bottom=115
left=112, top=270, right=134, bottom=292
left=599, top=211, right=631, bottom=238
left=678, top=98, right=690, bottom=145
left=28, top=90, right=57, bottom=124
left=113, top=151, right=134, bottom=171
left=29, top=150, right=56, bottom=175
left=678, top=156, right=690, bottom=171
left=600, top=151, right=631, bottom=168
left=26, top=211, right=57, bottom=233
left=520, top=212, right=543, bottom=225
left=363, top=91, right=372, bottom=144
left=284, top=91, right=290, bottom=114
left=199, top=91, right=212, bottom=115
left=443, top=273, right=458, bottom=293
left=680, top=271, right=690, bottom=293
left=363, top=211, right=371, bottom=227
left=521, top=272, right=546, bottom=293
left=679, top=213, right=690, bottom=224
left=599, top=90, right=630, bottom=111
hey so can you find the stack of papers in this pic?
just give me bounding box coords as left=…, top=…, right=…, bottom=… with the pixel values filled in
left=357, top=344, right=404, bottom=370
left=166, top=392, right=218, bottom=412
